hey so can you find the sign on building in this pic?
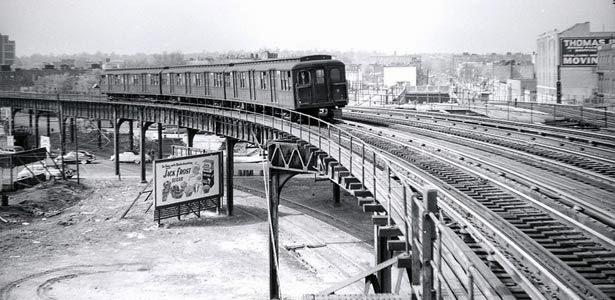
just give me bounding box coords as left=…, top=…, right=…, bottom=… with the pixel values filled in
left=153, top=152, right=223, bottom=223
left=561, top=37, right=615, bottom=66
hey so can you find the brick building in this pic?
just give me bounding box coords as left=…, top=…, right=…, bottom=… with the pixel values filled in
left=0, top=34, right=16, bottom=67
left=536, top=22, right=615, bottom=104
left=597, top=44, right=615, bottom=105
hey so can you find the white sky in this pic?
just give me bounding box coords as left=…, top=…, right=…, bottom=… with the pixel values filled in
left=1, top=0, right=614, bottom=56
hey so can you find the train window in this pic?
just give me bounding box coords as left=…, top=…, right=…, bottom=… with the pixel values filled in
left=162, top=74, right=169, bottom=85
left=195, top=73, right=202, bottom=86
left=225, top=73, right=232, bottom=88
left=114, top=75, right=120, bottom=85
left=133, top=75, right=140, bottom=85
left=239, top=72, right=247, bottom=88
left=316, top=69, right=324, bottom=84
left=298, top=71, right=311, bottom=86
left=176, top=74, right=183, bottom=86
left=279, top=71, right=292, bottom=91
left=214, top=73, right=223, bottom=87
left=260, top=72, right=267, bottom=89
left=330, top=68, right=342, bottom=82
left=271, top=71, right=277, bottom=90
left=279, top=71, right=285, bottom=90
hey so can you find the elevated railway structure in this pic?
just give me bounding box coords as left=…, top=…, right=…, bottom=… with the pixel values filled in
left=0, top=91, right=613, bottom=299
left=400, top=98, right=615, bottom=129
left=344, top=106, right=615, bottom=152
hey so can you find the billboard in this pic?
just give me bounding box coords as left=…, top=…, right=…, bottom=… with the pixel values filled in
left=383, top=66, right=417, bottom=87
left=561, top=37, right=615, bottom=66
left=154, top=152, right=223, bottom=209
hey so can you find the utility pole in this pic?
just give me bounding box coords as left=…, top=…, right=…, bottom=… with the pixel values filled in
left=556, top=65, right=562, bottom=104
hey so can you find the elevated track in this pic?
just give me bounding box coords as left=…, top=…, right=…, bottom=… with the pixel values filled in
left=1, top=91, right=613, bottom=299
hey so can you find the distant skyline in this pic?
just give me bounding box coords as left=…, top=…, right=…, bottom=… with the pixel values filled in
left=1, top=0, right=614, bottom=56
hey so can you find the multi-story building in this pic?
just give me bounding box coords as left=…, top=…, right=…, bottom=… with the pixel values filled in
left=0, top=34, right=16, bottom=67
left=597, top=44, right=615, bottom=105
left=536, top=22, right=615, bottom=104
left=491, top=61, right=535, bottom=83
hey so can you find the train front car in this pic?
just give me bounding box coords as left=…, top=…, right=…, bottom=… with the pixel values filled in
left=292, top=55, right=348, bottom=119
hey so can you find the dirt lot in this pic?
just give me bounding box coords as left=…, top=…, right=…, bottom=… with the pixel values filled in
left=0, top=176, right=373, bottom=300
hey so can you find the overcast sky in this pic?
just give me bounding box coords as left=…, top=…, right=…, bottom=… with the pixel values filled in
left=1, top=0, right=614, bottom=56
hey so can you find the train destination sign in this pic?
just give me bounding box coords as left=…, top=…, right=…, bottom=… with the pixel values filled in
left=153, top=152, right=223, bottom=222
left=560, top=37, right=615, bottom=66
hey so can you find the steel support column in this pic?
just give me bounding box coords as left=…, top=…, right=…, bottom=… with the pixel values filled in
left=60, top=118, right=66, bottom=155
left=97, top=119, right=102, bottom=149
left=187, top=128, right=198, bottom=148
left=268, top=169, right=297, bottom=300
left=113, top=114, right=121, bottom=176
left=226, top=138, right=237, bottom=216
left=376, top=226, right=391, bottom=293
left=128, top=120, right=134, bottom=152
left=69, top=118, right=75, bottom=143
left=332, top=182, right=341, bottom=207
left=140, top=122, right=147, bottom=183
left=28, top=110, right=33, bottom=132
left=34, top=112, right=40, bottom=148
left=139, top=111, right=152, bottom=183
left=157, top=123, right=163, bottom=159
left=269, top=169, right=281, bottom=300
left=46, top=114, right=51, bottom=137
left=10, top=108, right=18, bottom=135
left=58, top=104, right=65, bottom=177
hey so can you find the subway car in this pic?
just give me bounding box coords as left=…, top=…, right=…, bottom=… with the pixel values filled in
left=100, top=55, right=348, bottom=118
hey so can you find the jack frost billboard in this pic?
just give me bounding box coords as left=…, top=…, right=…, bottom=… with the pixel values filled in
left=561, top=37, right=615, bottom=66
left=154, top=152, right=223, bottom=208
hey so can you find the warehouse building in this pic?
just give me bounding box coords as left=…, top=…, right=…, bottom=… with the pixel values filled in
left=536, top=22, right=614, bottom=104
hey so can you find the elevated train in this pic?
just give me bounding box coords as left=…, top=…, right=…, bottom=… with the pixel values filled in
left=100, top=55, right=348, bottom=118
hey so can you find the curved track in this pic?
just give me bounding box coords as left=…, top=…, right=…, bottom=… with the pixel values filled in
left=339, top=121, right=615, bottom=299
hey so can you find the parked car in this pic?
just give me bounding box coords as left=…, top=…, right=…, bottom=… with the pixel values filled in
left=0, top=146, right=25, bottom=154
left=75, top=150, right=96, bottom=160
left=110, top=151, right=152, bottom=164
left=17, top=163, right=74, bottom=180
left=54, top=151, right=95, bottom=164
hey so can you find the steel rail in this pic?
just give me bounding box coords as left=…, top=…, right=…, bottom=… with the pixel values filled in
left=342, top=125, right=608, bottom=299
left=343, top=111, right=615, bottom=191
left=2, top=90, right=599, bottom=299
left=345, top=106, right=615, bottom=147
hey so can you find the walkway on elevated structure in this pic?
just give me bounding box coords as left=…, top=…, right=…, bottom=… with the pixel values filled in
left=0, top=91, right=521, bottom=300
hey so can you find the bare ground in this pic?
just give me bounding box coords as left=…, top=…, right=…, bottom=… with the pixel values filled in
left=0, top=176, right=374, bottom=300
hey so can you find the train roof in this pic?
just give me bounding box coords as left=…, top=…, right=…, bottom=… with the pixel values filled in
left=103, top=55, right=343, bottom=74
